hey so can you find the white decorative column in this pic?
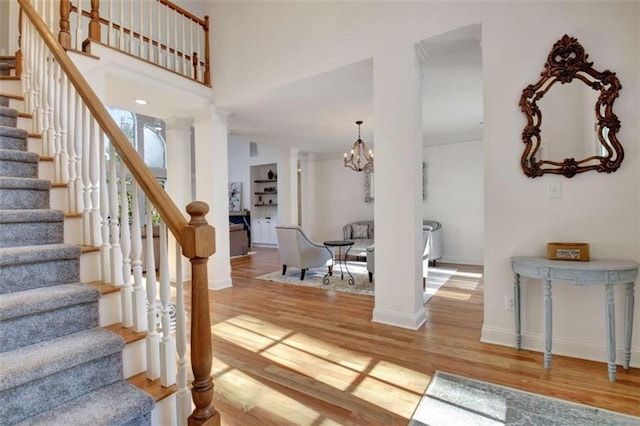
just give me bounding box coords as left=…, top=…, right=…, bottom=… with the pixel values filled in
left=299, top=153, right=316, bottom=234
left=277, top=148, right=299, bottom=225
left=165, top=116, right=192, bottom=281
left=192, top=105, right=232, bottom=290
left=371, top=43, right=426, bottom=330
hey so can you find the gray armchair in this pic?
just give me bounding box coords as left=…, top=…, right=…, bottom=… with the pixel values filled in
left=275, top=225, right=332, bottom=280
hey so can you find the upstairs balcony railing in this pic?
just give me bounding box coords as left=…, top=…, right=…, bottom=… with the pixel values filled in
left=58, top=0, right=210, bottom=86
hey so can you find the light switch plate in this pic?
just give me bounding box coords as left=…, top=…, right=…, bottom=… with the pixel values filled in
left=547, top=182, right=562, bottom=199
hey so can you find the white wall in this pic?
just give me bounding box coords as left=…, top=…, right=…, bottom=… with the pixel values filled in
left=423, top=140, right=484, bottom=265
left=209, top=1, right=640, bottom=365
left=307, top=154, right=374, bottom=242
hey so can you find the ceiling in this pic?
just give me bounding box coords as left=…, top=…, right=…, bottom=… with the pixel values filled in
left=223, top=24, right=483, bottom=154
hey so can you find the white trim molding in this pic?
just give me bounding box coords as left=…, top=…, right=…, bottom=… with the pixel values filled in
left=372, top=307, right=427, bottom=330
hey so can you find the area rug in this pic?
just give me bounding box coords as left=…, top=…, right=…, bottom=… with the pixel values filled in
left=255, top=261, right=374, bottom=295
left=410, top=371, right=640, bottom=426
left=255, top=263, right=457, bottom=301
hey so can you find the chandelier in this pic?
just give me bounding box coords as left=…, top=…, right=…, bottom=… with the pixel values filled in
left=344, top=120, right=373, bottom=172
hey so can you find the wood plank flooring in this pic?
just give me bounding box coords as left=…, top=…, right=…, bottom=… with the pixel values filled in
left=192, top=247, right=639, bottom=424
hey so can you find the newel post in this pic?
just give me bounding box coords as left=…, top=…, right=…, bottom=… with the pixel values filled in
left=182, top=202, right=219, bottom=426
left=89, top=0, right=101, bottom=42
left=58, top=0, right=71, bottom=49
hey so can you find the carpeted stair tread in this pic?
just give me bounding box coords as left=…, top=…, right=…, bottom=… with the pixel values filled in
left=0, top=177, right=51, bottom=209
left=0, top=209, right=64, bottom=223
left=0, top=95, right=8, bottom=107
left=0, top=106, right=18, bottom=128
left=0, top=282, right=99, bottom=321
left=0, top=244, right=79, bottom=293
left=0, top=327, right=124, bottom=391
left=16, top=381, right=154, bottom=426
left=0, top=148, right=39, bottom=178
left=0, top=148, right=39, bottom=163
left=0, top=176, right=50, bottom=190
left=0, top=243, right=80, bottom=267
left=0, top=126, right=28, bottom=151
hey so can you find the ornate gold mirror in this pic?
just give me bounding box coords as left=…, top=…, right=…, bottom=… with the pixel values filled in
left=519, top=35, right=623, bottom=178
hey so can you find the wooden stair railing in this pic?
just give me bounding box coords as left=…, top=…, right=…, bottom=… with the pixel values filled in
left=18, top=0, right=218, bottom=424
left=58, top=0, right=210, bottom=86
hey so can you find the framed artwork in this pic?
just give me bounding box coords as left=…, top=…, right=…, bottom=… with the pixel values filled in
left=228, top=182, right=241, bottom=211
left=364, top=163, right=427, bottom=203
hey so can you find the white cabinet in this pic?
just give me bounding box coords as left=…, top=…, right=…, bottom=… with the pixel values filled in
left=251, top=219, right=278, bottom=245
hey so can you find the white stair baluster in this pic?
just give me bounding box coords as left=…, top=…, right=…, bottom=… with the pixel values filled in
left=73, top=92, right=84, bottom=214
left=175, top=239, right=190, bottom=425
left=159, top=221, right=176, bottom=387
left=119, top=0, right=125, bottom=50
left=107, top=0, right=113, bottom=46
left=131, top=181, right=147, bottom=332
left=66, top=81, right=77, bottom=211
left=120, top=160, right=133, bottom=327
left=139, top=0, right=143, bottom=57
left=89, top=117, right=102, bottom=245
left=100, top=131, right=111, bottom=284
left=109, top=137, right=123, bottom=286
left=145, top=200, right=160, bottom=380
left=147, top=0, right=153, bottom=62
left=76, top=0, right=83, bottom=51
left=129, top=0, right=134, bottom=54
left=173, top=9, right=177, bottom=72
left=52, top=61, right=62, bottom=183
left=81, top=104, right=92, bottom=245
left=59, top=71, right=69, bottom=184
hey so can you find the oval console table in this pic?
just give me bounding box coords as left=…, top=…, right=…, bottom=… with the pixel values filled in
left=511, top=256, right=637, bottom=382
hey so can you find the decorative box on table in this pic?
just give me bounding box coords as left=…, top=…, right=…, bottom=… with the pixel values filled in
left=546, top=242, right=590, bottom=261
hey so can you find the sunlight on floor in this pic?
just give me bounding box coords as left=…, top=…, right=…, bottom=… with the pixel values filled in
left=212, top=314, right=433, bottom=421
left=213, top=359, right=342, bottom=425
left=436, top=289, right=472, bottom=301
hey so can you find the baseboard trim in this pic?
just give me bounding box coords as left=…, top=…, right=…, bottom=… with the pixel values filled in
left=372, top=307, right=427, bottom=330
left=481, top=325, right=639, bottom=368
left=210, top=278, right=233, bottom=291
left=439, top=256, right=483, bottom=266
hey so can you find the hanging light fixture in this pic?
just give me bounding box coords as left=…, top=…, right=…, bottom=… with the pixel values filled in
left=344, top=120, right=373, bottom=172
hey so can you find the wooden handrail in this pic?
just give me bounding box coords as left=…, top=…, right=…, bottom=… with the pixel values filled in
left=19, top=0, right=187, bottom=243
left=158, top=0, right=206, bottom=27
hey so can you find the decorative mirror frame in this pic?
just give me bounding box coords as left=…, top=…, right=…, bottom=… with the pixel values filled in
left=519, top=35, right=623, bottom=178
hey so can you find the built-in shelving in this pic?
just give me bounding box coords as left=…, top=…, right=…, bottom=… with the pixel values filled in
left=254, top=179, right=278, bottom=183
left=250, top=164, right=278, bottom=245
left=254, top=191, right=278, bottom=195
left=254, top=204, right=278, bottom=207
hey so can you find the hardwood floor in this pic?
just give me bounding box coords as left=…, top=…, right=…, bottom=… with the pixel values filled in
left=198, top=247, right=639, bottom=425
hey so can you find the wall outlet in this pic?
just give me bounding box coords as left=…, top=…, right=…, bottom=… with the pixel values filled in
left=504, top=295, right=514, bottom=311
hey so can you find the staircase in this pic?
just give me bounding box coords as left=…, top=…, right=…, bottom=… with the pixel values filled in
left=0, top=60, right=155, bottom=425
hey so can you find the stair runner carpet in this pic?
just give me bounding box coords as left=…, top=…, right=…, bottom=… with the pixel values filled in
left=0, top=61, right=154, bottom=425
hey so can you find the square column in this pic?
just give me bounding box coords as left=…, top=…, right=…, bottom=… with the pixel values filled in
left=372, top=43, right=426, bottom=330
left=277, top=148, right=299, bottom=225
left=193, top=106, right=232, bottom=290
left=165, top=117, right=193, bottom=281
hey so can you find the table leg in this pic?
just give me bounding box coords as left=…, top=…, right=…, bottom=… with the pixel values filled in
left=322, top=246, right=334, bottom=285
left=543, top=279, right=552, bottom=369
left=343, top=245, right=355, bottom=286
left=623, top=282, right=635, bottom=370
left=514, top=272, right=521, bottom=350
left=605, top=283, right=616, bottom=382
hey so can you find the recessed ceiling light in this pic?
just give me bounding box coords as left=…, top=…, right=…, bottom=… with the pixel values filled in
left=135, top=99, right=148, bottom=105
